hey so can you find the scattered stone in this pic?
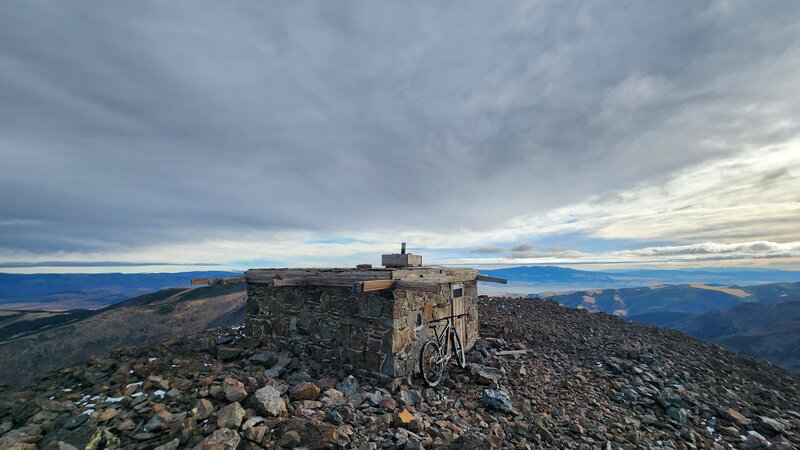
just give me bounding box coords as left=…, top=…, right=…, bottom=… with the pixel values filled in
left=393, top=408, right=414, bottom=427
left=148, top=375, right=170, bottom=390
left=755, top=415, right=786, bottom=435
left=0, top=424, right=43, bottom=446
left=222, top=377, right=248, bottom=403
left=320, top=388, right=345, bottom=407
left=290, top=381, right=320, bottom=401
left=194, top=428, right=241, bottom=450
left=192, top=398, right=215, bottom=420
left=278, top=430, right=302, bottom=447
left=740, top=430, right=771, bottom=449
left=153, top=438, right=180, bottom=450
left=666, top=406, right=687, bottom=423
left=254, top=385, right=287, bottom=417
left=481, top=389, right=513, bottom=412
left=63, top=413, right=89, bottom=430
left=437, top=431, right=492, bottom=449
left=657, top=389, right=682, bottom=408
left=217, top=402, right=246, bottom=429
left=336, top=377, right=360, bottom=395
left=397, top=389, right=422, bottom=406
left=250, top=351, right=278, bottom=366
left=244, top=426, right=267, bottom=444
left=471, top=364, right=503, bottom=385
left=144, top=410, right=174, bottom=432
left=725, top=408, right=751, bottom=426
left=98, top=408, right=119, bottom=422
left=379, top=398, right=397, bottom=410
left=217, top=347, right=242, bottom=361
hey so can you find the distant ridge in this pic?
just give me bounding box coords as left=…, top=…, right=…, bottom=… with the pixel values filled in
left=0, top=271, right=242, bottom=310
left=481, top=265, right=800, bottom=290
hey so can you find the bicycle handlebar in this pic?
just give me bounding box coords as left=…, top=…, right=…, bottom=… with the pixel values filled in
left=427, top=313, right=468, bottom=324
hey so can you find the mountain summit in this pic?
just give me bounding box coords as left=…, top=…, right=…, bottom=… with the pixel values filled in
left=0, top=297, right=798, bottom=449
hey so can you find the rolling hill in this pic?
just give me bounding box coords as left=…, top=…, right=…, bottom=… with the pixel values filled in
left=671, top=301, right=800, bottom=372
left=0, top=283, right=246, bottom=386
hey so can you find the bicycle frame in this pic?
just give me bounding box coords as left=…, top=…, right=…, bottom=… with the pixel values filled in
left=430, top=321, right=454, bottom=357
left=427, top=313, right=467, bottom=359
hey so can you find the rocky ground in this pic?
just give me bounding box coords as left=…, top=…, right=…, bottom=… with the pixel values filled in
left=0, top=296, right=798, bottom=449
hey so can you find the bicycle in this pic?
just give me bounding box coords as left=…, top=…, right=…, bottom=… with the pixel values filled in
left=419, top=313, right=467, bottom=387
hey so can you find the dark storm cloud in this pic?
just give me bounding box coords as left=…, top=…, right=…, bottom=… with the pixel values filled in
left=2, top=1, right=800, bottom=255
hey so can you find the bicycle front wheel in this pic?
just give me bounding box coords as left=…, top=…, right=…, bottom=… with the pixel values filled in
left=419, top=340, right=444, bottom=387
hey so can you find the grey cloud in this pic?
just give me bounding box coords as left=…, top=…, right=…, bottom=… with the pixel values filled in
left=469, top=247, right=505, bottom=254
left=2, top=1, right=800, bottom=255
left=617, top=241, right=800, bottom=258
left=510, top=244, right=536, bottom=252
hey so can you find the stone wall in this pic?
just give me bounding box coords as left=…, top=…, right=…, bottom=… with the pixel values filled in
left=244, top=281, right=478, bottom=377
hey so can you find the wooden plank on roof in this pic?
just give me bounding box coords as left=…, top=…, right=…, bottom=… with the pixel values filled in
left=392, top=268, right=479, bottom=283
left=356, top=280, right=396, bottom=293
left=476, top=274, right=508, bottom=284
left=246, top=268, right=392, bottom=284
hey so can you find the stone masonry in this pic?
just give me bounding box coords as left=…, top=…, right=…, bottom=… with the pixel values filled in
left=244, top=267, right=480, bottom=377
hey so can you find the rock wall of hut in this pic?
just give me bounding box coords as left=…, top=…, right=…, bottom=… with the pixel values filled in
left=244, top=281, right=478, bottom=377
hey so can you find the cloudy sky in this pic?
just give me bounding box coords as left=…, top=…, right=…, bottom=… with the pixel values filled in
left=2, top=1, right=800, bottom=273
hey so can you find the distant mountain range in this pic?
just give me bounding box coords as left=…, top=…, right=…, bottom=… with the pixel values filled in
left=0, top=271, right=242, bottom=310
left=481, top=265, right=800, bottom=287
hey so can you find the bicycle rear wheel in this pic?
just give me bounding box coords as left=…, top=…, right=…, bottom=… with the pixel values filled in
left=419, top=340, right=444, bottom=387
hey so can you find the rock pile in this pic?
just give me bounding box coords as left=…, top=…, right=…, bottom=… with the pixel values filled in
left=0, top=297, right=798, bottom=449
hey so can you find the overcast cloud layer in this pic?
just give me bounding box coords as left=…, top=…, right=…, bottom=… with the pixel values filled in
left=1, top=1, right=800, bottom=271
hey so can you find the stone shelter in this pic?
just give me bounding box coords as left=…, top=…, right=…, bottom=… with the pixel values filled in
left=244, top=251, right=505, bottom=377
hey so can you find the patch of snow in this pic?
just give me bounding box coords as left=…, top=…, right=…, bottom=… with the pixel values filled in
left=595, top=361, right=604, bottom=368
left=90, top=395, right=100, bottom=400
left=62, top=388, right=72, bottom=392
left=126, top=381, right=143, bottom=388
left=85, top=403, right=95, bottom=409
left=107, top=397, right=124, bottom=403
left=148, top=357, right=158, bottom=363
left=131, top=392, right=144, bottom=398
left=706, top=426, right=715, bottom=434
left=154, top=390, right=166, bottom=398
left=81, top=409, right=95, bottom=416
left=129, top=370, right=134, bottom=374
left=203, top=363, right=211, bottom=368
left=48, top=396, right=55, bottom=400
left=171, top=364, right=178, bottom=368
